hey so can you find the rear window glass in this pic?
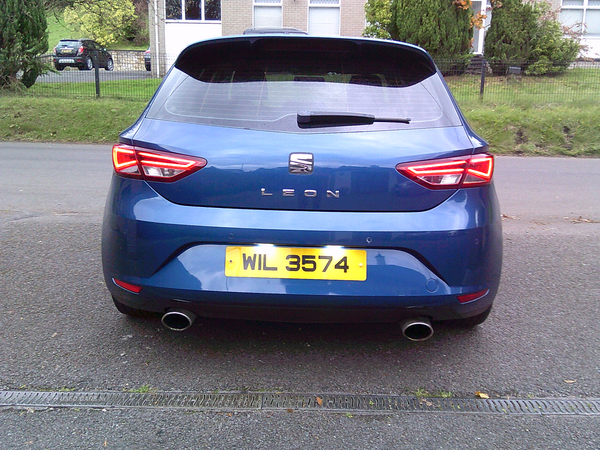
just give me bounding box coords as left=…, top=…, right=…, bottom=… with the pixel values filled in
left=147, top=37, right=462, bottom=132
left=57, top=40, right=80, bottom=48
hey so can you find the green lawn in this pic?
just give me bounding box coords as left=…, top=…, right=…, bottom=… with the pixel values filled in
left=2, top=68, right=600, bottom=156
left=46, top=9, right=79, bottom=48
left=0, top=96, right=147, bottom=143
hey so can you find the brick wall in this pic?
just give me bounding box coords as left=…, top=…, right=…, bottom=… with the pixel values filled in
left=222, top=0, right=253, bottom=35
left=222, top=0, right=367, bottom=37
left=283, top=0, right=308, bottom=32
left=340, top=0, right=366, bottom=37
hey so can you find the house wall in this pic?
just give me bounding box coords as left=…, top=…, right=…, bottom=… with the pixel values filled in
left=149, top=0, right=168, bottom=76
left=340, top=0, right=367, bottom=36
left=283, top=0, right=309, bottom=32
left=222, top=0, right=253, bottom=35
left=222, top=0, right=366, bottom=36
left=164, top=22, right=222, bottom=58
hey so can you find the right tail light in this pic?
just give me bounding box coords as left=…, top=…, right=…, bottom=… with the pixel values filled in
left=396, top=154, right=494, bottom=190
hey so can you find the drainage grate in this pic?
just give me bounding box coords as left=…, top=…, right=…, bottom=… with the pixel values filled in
left=1, top=391, right=599, bottom=415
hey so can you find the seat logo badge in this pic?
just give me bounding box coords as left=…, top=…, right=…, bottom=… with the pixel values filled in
left=289, top=153, right=314, bottom=174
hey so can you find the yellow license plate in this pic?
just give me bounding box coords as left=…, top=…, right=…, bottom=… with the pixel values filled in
left=225, top=246, right=367, bottom=281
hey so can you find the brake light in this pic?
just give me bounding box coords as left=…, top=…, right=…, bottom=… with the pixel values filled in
left=77, top=46, right=84, bottom=55
left=112, top=144, right=207, bottom=182
left=396, top=154, right=494, bottom=189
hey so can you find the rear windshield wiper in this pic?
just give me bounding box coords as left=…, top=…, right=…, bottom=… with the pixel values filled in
left=297, top=111, right=411, bottom=127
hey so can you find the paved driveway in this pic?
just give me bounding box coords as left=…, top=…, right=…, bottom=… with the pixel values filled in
left=1, top=142, right=599, bottom=448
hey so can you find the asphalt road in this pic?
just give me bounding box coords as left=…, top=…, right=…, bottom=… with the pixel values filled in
left=1, top=142, right=599, bottom=448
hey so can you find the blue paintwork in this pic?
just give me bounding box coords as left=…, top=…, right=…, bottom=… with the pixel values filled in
left=127, top=119, right=479, bottom=212
left=102, top=35, right=502, bottom=324
left=101, top=175, right=502, bottom=321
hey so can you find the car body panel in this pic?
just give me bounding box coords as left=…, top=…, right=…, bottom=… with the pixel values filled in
left=102, top=35, right=502, bottom=326
left=127, top=119, right=477, bottom=212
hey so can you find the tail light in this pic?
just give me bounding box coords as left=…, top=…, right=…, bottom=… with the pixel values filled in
left=77, top=46, right=84, bottom=55
left=112, top=144, right=207, bottom=182
left=396, top=154, right=494, bottom=190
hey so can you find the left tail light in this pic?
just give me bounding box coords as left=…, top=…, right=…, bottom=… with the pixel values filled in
left=77, top=46, right=84, bottom=55
left=112, top=144, right=207, bottom=182
left=396, top=154, right=494, bottom=190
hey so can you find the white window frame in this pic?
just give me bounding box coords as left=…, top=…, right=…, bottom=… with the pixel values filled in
left=165, top=0, right=222, bottom=22
left=561, top=0, right=600, bottom=35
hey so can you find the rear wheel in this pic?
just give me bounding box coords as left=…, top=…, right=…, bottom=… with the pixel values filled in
left=105, top=58, right=114, bottom=71
left=54, top=64, right=64, bottom=71
left=80, top=56, right=93, bottom=70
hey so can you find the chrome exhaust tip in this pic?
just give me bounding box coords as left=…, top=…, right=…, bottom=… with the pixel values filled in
left=161, top=309, right=197, bottom=332
left=400, top=316, right=434, bottom=341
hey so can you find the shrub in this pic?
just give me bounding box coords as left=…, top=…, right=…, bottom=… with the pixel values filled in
left=390, top=0, right=474, bottom=62
left=526, top=2, right=580, bottom=75
left=484, top=0, right=580, bottom=76
left=0, top=0, right=49, bottom=90
left=364, top=0, right=393, bottom=40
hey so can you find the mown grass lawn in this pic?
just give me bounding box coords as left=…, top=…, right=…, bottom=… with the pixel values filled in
left=1, top=67, right=599, bottom=156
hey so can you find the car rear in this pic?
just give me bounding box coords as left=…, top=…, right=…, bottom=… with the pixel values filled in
left=53, top=39, right=83, bottom=69
left=102, top=36, right=502, bottom=334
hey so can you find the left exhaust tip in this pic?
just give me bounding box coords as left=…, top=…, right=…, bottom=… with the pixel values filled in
left=400, top=316, right=434, bottom=341
left=161, top=309, right=197, bottom=332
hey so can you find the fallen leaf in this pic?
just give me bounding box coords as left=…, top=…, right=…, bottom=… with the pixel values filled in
left=316, top=396, right=323, bottom=406
left=564, top=380, right=577, bottom=384
left=570, top=216, right=598, bottom=224
left=475, top=391, right=490, bottom=399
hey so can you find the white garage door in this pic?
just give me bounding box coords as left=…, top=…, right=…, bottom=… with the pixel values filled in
left=308, top=6, right=340, bottom=36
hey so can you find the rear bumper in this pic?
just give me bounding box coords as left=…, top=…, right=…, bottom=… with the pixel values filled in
left=102, top=176, right=502, bottom=322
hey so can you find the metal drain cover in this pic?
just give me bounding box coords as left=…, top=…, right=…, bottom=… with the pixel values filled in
left=1, top=391, right=599, bottom=415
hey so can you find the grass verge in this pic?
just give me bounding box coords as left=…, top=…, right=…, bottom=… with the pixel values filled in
left=462, top=102, right=600, bottom=157
left=0, top=96, right=147, bottom=143
left=1, top=94, right=599, bottom=157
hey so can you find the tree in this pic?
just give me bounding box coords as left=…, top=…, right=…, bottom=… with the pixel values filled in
left=389, top=0, right=474, bottom=73
left=364, top=0, right=393, bottom=39
left=484, top=0, right=579, bottom=75
left=63, top=0, right=137, bottom=46
left=483, top=0, right=537, bottom=74
left=0, top=0, right=49, bottom=89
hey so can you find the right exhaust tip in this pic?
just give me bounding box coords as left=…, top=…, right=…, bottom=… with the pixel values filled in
left=161, top=309, right=197, bottom=332
left=400, top=317, right=434, bottom=341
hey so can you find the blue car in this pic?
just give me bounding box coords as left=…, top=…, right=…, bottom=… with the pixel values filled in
left=102, top=35, right=502, bottom=340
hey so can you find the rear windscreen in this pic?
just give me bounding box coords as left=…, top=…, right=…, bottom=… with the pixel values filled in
left=147, top=37, right=462, bottom=132
left=57, top=41, right=79, bottom=48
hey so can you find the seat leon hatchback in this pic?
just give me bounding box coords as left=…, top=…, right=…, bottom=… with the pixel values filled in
left=102, top=35, right=502, bottom=340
